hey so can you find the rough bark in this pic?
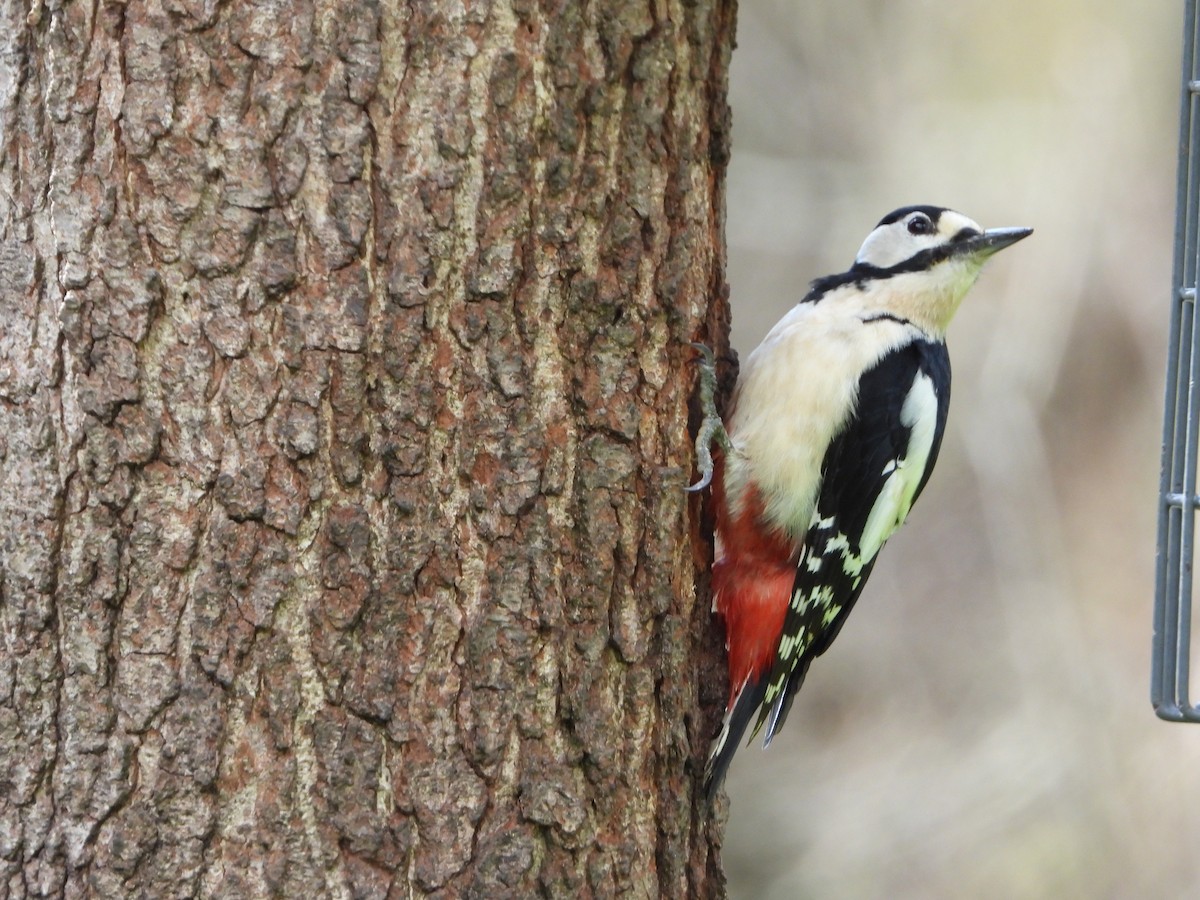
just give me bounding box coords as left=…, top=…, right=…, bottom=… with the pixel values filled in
left=0, top=0, right=734, bottom=896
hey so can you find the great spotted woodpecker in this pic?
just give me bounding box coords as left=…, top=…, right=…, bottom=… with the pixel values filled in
left=694, top=206, right=1031, bottom=796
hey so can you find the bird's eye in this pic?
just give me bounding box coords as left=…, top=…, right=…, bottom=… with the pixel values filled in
left=907, top=215, right=933, bottom=236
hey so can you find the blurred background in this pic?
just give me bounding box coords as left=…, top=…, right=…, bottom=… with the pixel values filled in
left=721, top=2, right=1191, bottom=897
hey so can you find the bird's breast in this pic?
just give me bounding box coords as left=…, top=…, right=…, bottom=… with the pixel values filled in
left=723, top=304, right=919, bottom=539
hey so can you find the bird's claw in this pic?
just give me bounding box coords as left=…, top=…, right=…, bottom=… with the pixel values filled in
left=687, top=342, right=729, bottom=492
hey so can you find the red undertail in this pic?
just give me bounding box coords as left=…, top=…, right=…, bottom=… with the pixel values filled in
left=711, top=455, right=797, bottom=708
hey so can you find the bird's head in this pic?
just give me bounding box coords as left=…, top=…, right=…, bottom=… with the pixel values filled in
left=854, top=205, right=1032, bottom=272
left=841, top=205, right=1032, bottom=333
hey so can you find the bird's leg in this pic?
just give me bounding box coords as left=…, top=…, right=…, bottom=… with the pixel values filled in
left=687, top=342, right=731, bottom=492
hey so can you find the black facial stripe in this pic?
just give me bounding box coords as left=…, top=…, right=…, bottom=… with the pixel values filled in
left=802, top=243, right=959, bottom=302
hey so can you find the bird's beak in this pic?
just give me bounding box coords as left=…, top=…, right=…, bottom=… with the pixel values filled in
left=957, top=226, right=1033, bottom=258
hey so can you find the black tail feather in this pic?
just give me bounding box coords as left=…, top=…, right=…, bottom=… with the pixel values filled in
left=704, top=675, right=769, bottom=801
left=762, top=655, right=815, bottom=747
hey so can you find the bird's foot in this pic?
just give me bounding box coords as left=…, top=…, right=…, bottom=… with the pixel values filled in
left=687, top=342, right=730, bottom=492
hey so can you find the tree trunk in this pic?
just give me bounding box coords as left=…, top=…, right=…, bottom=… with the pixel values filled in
left=0, top=0, right=734, bottom=897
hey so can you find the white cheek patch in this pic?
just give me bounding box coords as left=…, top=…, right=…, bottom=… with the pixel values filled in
left=855, top=222, right=942, bottom=269
left=855, top=210, right=985, bottom=270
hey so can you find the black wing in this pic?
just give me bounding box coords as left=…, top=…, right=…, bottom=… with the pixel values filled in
left=755, top=337, right=951, bottom=741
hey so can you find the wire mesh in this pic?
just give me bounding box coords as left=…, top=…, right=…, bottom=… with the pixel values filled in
left=1154, top=0, right=1200, bottom=721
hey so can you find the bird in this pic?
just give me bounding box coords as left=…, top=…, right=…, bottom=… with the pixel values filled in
left=692, top=205, right=1032, bottom=797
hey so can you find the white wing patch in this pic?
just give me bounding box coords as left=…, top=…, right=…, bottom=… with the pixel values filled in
left=858, top=371, right=940, bottom=561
